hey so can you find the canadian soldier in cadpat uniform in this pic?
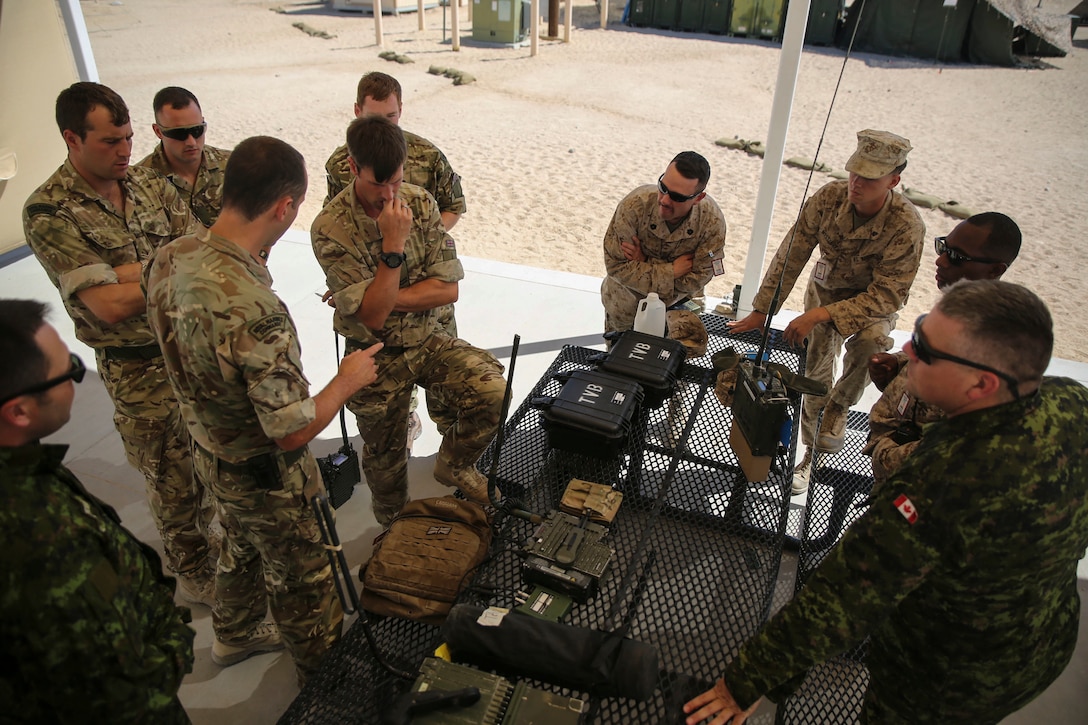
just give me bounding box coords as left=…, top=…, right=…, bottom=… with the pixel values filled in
left=0, top=300, right=195, bottom=722
left=729, top=129, right=925, bottom=493
left=22, top=81, right=217, bottom=606
left=312, top=116, right=505, bottom=526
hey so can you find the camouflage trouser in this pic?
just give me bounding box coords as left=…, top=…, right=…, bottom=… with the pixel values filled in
left=410, top=303, right=459, bottom=430
left=97, top=352, right=215, bottom=575
left=192, top=443, right=342, bottom=681
left=346, top=333, right=505, bottom=524
left=798, top=284, right=894, bottom=447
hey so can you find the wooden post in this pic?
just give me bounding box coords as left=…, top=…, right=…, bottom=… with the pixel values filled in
left=564, top=0, right=572, bottom=42
left=547, top=0, right=559, bottom=38
left=418, top=0, right=425, bottom=30
left=530, top=0, right=539, bottom=56
left=451, top=0, right=460, bottom=50
left=600, top=0, right=607, bottom=28
left=374, top=0, right=385, bottom=46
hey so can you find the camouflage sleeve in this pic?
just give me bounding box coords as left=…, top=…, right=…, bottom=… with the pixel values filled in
left=414, top=191, right=464, bottom=283
left=722, top=477, right=942, bottom=709
left=862, top=371, right=918, bottom=485
left=23, top=203, right=122, bottom=299
left=429, top=147, right=467, bottom=215
left=311, top=206, right=375, bottom=318
left=602, top=192, right=676, bottom=300
left=324, top=146, right=351, bottom=207
left=823, top=216, right=925, bottom=337
left=232, top=312, right=318, bottom=440
left=162, top=180, right=201, bottom=239
left=673, top=203, right=727, bottom=298
left=750, top=197, right=823, bottom=313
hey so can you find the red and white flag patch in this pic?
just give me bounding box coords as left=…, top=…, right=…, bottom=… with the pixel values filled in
left=893, top=494, right=918, bottom=525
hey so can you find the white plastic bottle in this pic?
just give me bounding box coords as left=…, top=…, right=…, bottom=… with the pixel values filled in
left=633, top=292, right=666, bottom=336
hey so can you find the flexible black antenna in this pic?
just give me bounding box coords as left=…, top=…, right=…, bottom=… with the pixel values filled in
left=487, top=334, right=543, bottom=524
left=754, top=0, right=870, bottom=370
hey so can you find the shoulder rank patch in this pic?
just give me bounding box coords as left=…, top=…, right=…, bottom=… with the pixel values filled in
left=25, top=203, right=58, bottom=218
left=250, top=314, right=287, bottom=343
left=893, top=494, right=918, bottom=525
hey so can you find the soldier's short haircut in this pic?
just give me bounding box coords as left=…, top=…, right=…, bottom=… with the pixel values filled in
left=55, top=82, right=130, bottom=141
left=967, top=212, right=1022, bottom=265
left=222, top=136, right=307, bottom=221
left=356, top=72, right=403, bottom=107
left=671, top=151, right=711, bottom=190
left=0, top=299, right=50, bottom=404
left=346, top=116, right=406, bottom=184
left=152, top=86, right=201, bottom=118
left=936, top=279, right=1053, bottom=387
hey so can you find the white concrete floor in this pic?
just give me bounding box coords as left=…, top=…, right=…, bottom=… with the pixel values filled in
left=2, top=229, right=1084, bottom=723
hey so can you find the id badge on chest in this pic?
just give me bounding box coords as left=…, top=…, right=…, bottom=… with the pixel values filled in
left=814, top=259, right=829, bottom=281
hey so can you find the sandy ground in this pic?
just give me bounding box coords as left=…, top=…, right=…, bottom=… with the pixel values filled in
left=78, top=0, right=1088, bottom=361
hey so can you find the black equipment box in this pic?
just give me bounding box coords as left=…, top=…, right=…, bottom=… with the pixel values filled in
left=532, top=370, right=643, bottom=459
left=732, top=360, right=790, bottom=457
left=594, top=330, right=686, bottom=408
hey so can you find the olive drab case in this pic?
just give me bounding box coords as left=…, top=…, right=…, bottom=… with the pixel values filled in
left=594, top=330, right=687, bottom=408
left=532, top=370, right=644, bottom=459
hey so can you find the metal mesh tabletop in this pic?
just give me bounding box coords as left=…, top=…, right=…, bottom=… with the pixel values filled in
left=282, top=316, right=881, bottom=724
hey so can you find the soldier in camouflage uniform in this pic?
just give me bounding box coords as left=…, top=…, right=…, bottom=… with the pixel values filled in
left=686, top=280, right=1088, bottom=724
left=22, top=82, right=217, bottom=604
left=312, top=117, right=505, bottom=525
left=864, top=213, right=1021, bottom=486
left=730, top=130, right=925, bottom=491
left=601, top=151, right=727, bottom=334
left=324, top=71, right=467, bottom=446
left=0, top=300, right=194, bottom=722
left=146, top=136, right=382, bottom=684
left=137, top=86, right=231, bottom=227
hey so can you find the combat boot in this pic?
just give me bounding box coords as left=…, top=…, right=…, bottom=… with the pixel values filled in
left=434, top=458, right=498, bottom=506
left=815, top=403, right=848, bottom=454
left=212, top=621, right=284, bottom=666
left=177, top=563, right=216, bottom=608
left=792, top=447, right=813, bottom=496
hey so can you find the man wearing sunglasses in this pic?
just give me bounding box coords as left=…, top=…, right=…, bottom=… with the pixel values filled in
left=729, top=129, right=925, bottom=494
left=601, top=151, right=727, bottom=335
left=138, top=86, right=231, bottom=227
left=22, top=82, right=217, bottom=609
left=864, top=213, right=1021, bottom=486
left=686, top=279, right=1088, bottom=724
left=0, top=299, right=195, bottom=721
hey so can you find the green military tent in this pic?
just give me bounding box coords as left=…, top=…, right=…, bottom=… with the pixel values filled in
left=839, top=0, right=1073, bottom=66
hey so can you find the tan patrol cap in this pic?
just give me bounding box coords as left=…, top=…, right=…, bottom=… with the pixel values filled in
left=844, top=129, right=912, bottom=180
left=666, top=310, right=708, bottom=358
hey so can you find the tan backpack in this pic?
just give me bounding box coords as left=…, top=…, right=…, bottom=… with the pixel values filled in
left=359, top=496, right=493, bottom=624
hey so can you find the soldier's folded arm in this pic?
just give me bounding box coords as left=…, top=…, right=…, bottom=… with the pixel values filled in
left=356, top=262, right=402, bottom=330
left=393, top=278, right=457, bottom=313
left=76, top=280, right=147, bottom=325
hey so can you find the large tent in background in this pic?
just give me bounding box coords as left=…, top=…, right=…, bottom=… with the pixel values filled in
left=840, top=0, right=1074, bottom=66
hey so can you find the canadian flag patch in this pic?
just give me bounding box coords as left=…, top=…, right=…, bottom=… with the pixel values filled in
left=893, top=494, right=918, bottom=524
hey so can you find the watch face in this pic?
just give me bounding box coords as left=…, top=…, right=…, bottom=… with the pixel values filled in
left=381, top=252, right=405, bottom=268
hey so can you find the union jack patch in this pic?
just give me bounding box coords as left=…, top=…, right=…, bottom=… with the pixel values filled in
left=445, top=238, right=456, bottom=249
left=893, top=494, right=918, bottom=525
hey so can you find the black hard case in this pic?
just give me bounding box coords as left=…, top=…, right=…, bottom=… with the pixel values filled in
left=534, top=370, right=644, bottom=459
left=595, top=331, right=687, bottom=408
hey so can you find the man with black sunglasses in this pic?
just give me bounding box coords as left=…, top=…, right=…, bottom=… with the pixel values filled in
left=864, top=212, right=1021, bottom=485
left=138, top=86, right=231, bottom=227
left=601, top=150, right=727, bottom=335
left=686, top=279, right=1088, bottom=724
left=22, top=82, right=217, bottom=609
left=729, top=129, right=925, bottom=494
left=0, top=299, right=195, bottom=721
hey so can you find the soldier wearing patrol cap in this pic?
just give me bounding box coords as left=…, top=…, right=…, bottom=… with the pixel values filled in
left=729, top=129, right=925, bottom=494
left=601, top=151, right=728, bottom=335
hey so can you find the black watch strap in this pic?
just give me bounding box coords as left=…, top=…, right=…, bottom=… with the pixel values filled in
left=379, top=251, right=406, bottom=269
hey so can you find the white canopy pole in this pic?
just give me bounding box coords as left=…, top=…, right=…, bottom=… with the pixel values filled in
left=57, top=0, right=99, bottom=81
left=737, top=0, right=812, bottom=317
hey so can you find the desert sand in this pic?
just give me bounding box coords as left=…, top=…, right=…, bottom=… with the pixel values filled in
left=79, top=0, right=1088, bottom=360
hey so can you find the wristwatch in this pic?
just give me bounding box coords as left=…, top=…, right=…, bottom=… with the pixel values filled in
left=379, top=251, right=406, bottom=269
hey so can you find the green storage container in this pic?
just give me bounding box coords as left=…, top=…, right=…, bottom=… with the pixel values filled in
left=472, top=0, right=529, bottom=44
left=730, top=0, right=784, bottom=40
left=627, top=0, right=655, bottom=26
left=677, top=0, right=705, bottom=31
left=702, top=0, right=733, bottom=33
left=652, top=0, right=681, bottom=29
left=805, top=0, right=842, bottom=46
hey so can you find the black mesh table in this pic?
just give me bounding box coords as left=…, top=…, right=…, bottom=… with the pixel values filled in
left=281, top=316, right=882, bottom=724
